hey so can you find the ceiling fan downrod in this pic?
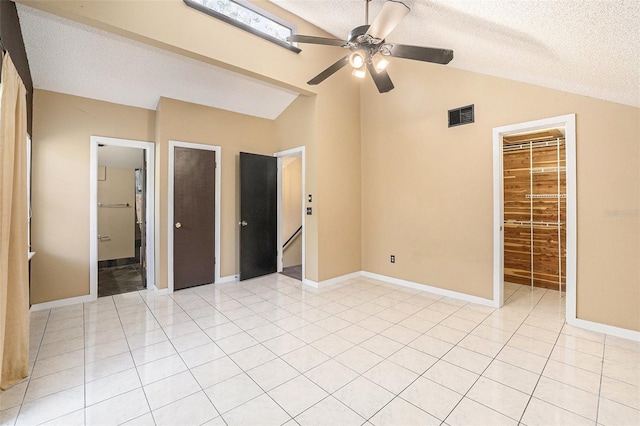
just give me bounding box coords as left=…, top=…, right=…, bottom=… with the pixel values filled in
left=365, top=0, right=372, bottom=25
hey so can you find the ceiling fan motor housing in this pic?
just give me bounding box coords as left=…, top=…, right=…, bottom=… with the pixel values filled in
left=348, top=25, right=371, bottom=43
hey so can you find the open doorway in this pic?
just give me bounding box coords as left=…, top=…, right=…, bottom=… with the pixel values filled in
left=90, top=137, right=155, bottom=299
left=502, top=128, right=566, bottom=292
left=493, top=114, right=576, bottom=319
left=276, top=147, right=305, bottom=281
left=97, top=146, right=145, bottom=296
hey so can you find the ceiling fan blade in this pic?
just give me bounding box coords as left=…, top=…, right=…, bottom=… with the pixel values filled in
left=366, top=62, right=394, bottom=93
left=287, top=34, right=347, bottom=47
left=388, top=44, right=454, bottom=64
left=308, top=55, right=350, bottom=85
left=366, top=0, right=410, bottom=41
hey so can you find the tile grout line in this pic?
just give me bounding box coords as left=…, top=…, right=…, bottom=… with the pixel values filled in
left=18, top=277, right=635, bottom=426
left=13, top=308, right=50, bottom=426
left=114, top=293, right=158, bottom=425
left=594, top=334, right=606, bottom=425
left=441, top=287, right=550, bottom=425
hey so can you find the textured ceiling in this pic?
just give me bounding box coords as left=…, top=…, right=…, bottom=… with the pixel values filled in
left=273, top=0, right=640, bottom=107
left=17, top=5, right=299, bottom=120
left=16, top=1, right=640, bottom=114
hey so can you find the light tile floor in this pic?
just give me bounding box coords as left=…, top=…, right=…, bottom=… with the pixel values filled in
left=2, top=275, right=639, bottom=425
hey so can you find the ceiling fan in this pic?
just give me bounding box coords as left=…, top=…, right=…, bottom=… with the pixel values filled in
left=287, top=0, right=454, bottom=93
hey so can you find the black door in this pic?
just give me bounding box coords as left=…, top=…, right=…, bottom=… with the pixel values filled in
left=240, top=152, right=277, bottom=281
left=174, top=147, right=216, bottom=290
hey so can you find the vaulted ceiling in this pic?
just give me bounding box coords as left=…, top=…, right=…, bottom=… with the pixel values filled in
left=17, top=4, right=299, bottom=120
left=273, top=0, right=639, bottom=107
left=17, top=0, right=640, bottom=121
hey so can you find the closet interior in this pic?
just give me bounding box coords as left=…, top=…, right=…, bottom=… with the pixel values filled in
left=503, top=129, right=566, bottom=292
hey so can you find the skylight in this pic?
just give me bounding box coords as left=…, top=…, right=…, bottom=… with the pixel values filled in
left=184, top=0, right=300, bottom=53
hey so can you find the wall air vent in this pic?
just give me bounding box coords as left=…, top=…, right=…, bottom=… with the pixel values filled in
left=448, top=104, right=474, bottom=128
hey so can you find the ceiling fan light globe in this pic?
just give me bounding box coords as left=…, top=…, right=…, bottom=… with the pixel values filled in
left=352, top=67, right=366, bottom=79
left=349, top=51, right=366, bottom=69
left=372, top=55, right=389, bottom=72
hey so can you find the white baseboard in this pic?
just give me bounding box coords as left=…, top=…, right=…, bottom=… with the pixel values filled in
left=302, top=278, right=319, bottom=288
left=303, top=271, right=363, bottom=289
left=218, top=275, right=238, bottom=284
left=30, top=294, right=95, bottom=312
left=363, top=271, right=639, bottom=341
left=319, top=271, right=363, bottom=288
left=568, top=317, right=640, bottom=342
left=151, top=285, right=170, bottom=295
left=361, top=271, right=496, bottom=307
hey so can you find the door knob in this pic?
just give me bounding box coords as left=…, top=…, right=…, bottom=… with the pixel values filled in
left=239, top=220, right=248, bottom=227
left=175, top=222, right=182, bottom=229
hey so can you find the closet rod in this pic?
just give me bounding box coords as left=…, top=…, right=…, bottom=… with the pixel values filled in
left=504, top=220, right=564, bottom=227
left=530, top=167, right=566, bottom=174
left=98, top=202, right=130, bottom=208
left=525, top=194, right=567, bottom=199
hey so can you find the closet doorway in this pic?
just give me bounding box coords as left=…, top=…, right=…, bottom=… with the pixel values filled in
left=502, top=129, right=566, bottom=292
left=90, top=137, right=156, bottom=299
left=492, top=114, right=576, bottom=317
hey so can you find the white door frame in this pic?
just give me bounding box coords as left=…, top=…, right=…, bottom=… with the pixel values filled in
left=90, top=136, right=156, bottom=299
left=274, top=146, right=306, bottom=282
left=492, top=114, right=576, bottom=317
left=168, top=141, right=221, bottom=292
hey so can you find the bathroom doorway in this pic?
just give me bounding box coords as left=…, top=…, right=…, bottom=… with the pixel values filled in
left=90, top=136, right=155, bottom=299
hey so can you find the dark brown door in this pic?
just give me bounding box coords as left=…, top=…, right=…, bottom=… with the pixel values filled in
left=174, top=147, right=216, bottom=290
left=240, top=152, right=277, bottom=281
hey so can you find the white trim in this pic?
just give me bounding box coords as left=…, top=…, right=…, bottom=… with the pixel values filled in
left=90, top=136, right=156, bottom=301
left=150, top=285, right=170, bottom=296
left=303, top=271, right=363, bottom=289
left=569, top=318, right=640, bottom=342
left=302, top=279, right=319, bottom=288
left=274, top=146, right=306, bottom=282
left=27, top=135, right=32, bottom=251
left=320, top=271, right=362, bottom=288
left=362, top=271, right=496, bottom=307
left=30, top=294, right=95, bottom=312
left=168, top=141, right=221, bottom=293
left=493, top=114, right=578, bottom=314
left=218, top=275, right=239, bottom=284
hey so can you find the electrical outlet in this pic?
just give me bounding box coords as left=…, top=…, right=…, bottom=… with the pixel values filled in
left=390, top=255, right=395, bottom=263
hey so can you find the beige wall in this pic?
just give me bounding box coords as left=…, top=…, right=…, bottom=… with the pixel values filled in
left=283, top=158, right=302, bottom=267
left=155, top=97, right=276, bottom=287
left=31, top=90, right=154, bottom=304
left=361, top=59, right=640, bottom=331
left=316, top=79, right=362, bottom=281
left=22, top=0, right=363, bottom=285
left=27, top=0, right=638, bottom=334
left=274, top=95, right=318, bottom=280
left=97, top=167, right=135, bottom=261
